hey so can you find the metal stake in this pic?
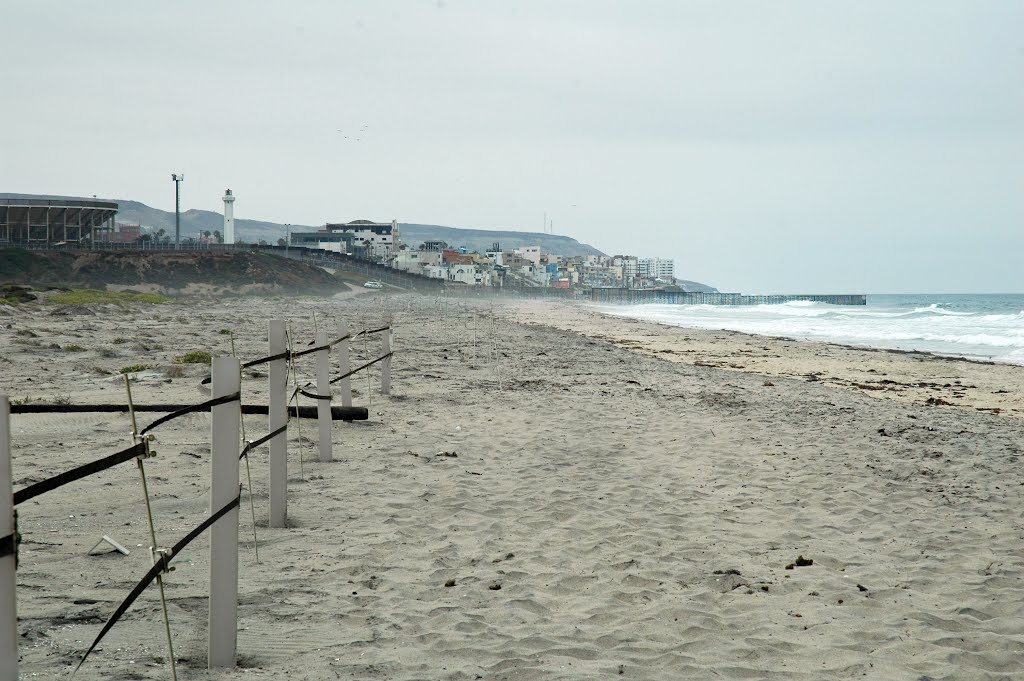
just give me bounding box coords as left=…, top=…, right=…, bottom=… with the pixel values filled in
left=230, top=334, right=260, bottom=562
left=124, top=376, right=177, bottom=681
left=285, top=324, right=306, bottom=480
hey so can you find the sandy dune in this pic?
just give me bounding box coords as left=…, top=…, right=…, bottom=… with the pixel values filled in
left=2, top=292, right=1022, bottom=680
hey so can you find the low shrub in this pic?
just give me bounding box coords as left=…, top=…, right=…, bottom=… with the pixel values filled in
left=175, top=351, right=212, bottom=365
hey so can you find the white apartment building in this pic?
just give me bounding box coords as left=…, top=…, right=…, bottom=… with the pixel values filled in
left=423, top=264, right=448, bottom=279
left=638, top=257, right=675, bottom=279
left=393, top=250, right=441, bottom=273
left=513, top=246, right=541, bottom=265
left=449, top=264, right=486, bottom=285
left=323, top=219, right=401, bottom=260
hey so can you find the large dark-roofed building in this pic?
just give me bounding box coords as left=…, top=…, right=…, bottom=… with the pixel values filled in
left=0, top=193, right=118, bottom=245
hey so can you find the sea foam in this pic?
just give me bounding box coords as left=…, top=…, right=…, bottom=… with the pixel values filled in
left=592, top=294, right=1024, bottom=365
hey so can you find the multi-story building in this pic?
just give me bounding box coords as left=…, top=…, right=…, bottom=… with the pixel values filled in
left=513, top=246, right=541, bottom=265
left=393, top=249, right=441, bottom=273
left=321, top=219, right=401, bottom=260
left=289, top=230, right=354, bottom=253
left=638, top=257, right=675, bottom=279
left=612, top=256, right=639, bottom=282
left=448, top=263, right=484, bottom=285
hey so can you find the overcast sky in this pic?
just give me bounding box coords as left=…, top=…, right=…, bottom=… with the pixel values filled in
left=2, top=1, right=1021, bottom=293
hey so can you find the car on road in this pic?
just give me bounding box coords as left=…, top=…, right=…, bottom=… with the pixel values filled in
left=363, top=280, right=384, bottom=289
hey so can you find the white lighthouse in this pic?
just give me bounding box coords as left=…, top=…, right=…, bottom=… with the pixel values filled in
left=222, top=189, right=235, bottom=244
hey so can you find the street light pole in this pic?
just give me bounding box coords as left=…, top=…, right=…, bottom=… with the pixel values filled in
left=171, top=173, right=184, bottom=248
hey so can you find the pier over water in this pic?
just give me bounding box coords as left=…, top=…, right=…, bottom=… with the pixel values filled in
left=588, top=289, right=866, bottom=306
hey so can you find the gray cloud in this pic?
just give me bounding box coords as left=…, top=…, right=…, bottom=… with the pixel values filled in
left=2, top=0, right=1021, bottom=292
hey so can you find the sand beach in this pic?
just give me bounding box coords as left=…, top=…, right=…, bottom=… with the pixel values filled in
left=2, top=290, right=1023, bottom=680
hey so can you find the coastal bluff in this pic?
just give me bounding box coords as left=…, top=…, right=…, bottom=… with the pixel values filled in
left=0, top=248, right=347, bottom=296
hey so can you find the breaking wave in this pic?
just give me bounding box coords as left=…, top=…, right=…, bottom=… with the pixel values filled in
left=592, top=294, right=1024, bottom=365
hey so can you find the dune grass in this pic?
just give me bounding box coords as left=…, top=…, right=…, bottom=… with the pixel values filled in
left=175, top=350, right=212, bottom=365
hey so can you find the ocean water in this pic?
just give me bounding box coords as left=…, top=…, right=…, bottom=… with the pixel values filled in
left=591, top=294, right=1024, bottom=366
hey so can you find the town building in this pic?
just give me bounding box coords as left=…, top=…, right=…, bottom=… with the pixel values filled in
left=421, top=239, right=447, bottom=252
left=613, top=256, right=639, bottom=282
left=638, top=257, right=675, bottom=279
left=323, top=219, right=401, bottom=260
left=513, top=246, right=541, bottom=265
left=393, top=249, right=442, bottom=273
left=288, top=230, right=354, bottom=253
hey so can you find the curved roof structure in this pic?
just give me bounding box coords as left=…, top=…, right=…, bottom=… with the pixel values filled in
left=0, top=193, right=119, bottom=245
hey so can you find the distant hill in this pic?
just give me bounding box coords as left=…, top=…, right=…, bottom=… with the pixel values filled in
left=675, top=280, right=718, bottom=293
left=115, top=201, right=605, bottom=258
left=112, top=200, right=717, bottom=290
left=399, top=223, right=604, bottom=257
left=115, top=200, right=313, bottom=244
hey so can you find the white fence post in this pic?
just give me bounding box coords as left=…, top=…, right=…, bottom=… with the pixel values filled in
left=381, top=327, right=392, bottom=396
left=209, top=358, right=240, bottom=669
left=0, top=396, right=17, bottom=681
left=268, top=321, right=287, bottom=528
left=338, top=321, right=352, bottom=408
left=315, top=331, right=332, bottom=463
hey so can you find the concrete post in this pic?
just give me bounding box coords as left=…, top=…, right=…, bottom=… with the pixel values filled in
left=0, top=396, right=17, bottom=681
left=209, top=358, right=240, bottom=668
left=315, top=331, right=332, bottom=463
left=268, top=321, right=287, bottom=528
left=337, top=322, right=352, bottom=408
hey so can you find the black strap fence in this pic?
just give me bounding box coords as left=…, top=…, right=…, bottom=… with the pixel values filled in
left=139, top=392, right=241, bottom=436
left=13, top=442, right=148, bottom=506
left=197, top=325, right=388, bottom=385
left=239, top=422, right=289, bottom=461
left=73, top=493, right=242, bottom=675
left=330, top=352, right=394, bottom=385
left=5, top=320, right=395, bottom=676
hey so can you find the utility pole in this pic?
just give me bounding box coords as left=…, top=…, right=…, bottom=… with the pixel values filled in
left=171, top=173, right=184, bottom=248
left=285, top=224, right=290, bottom=258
